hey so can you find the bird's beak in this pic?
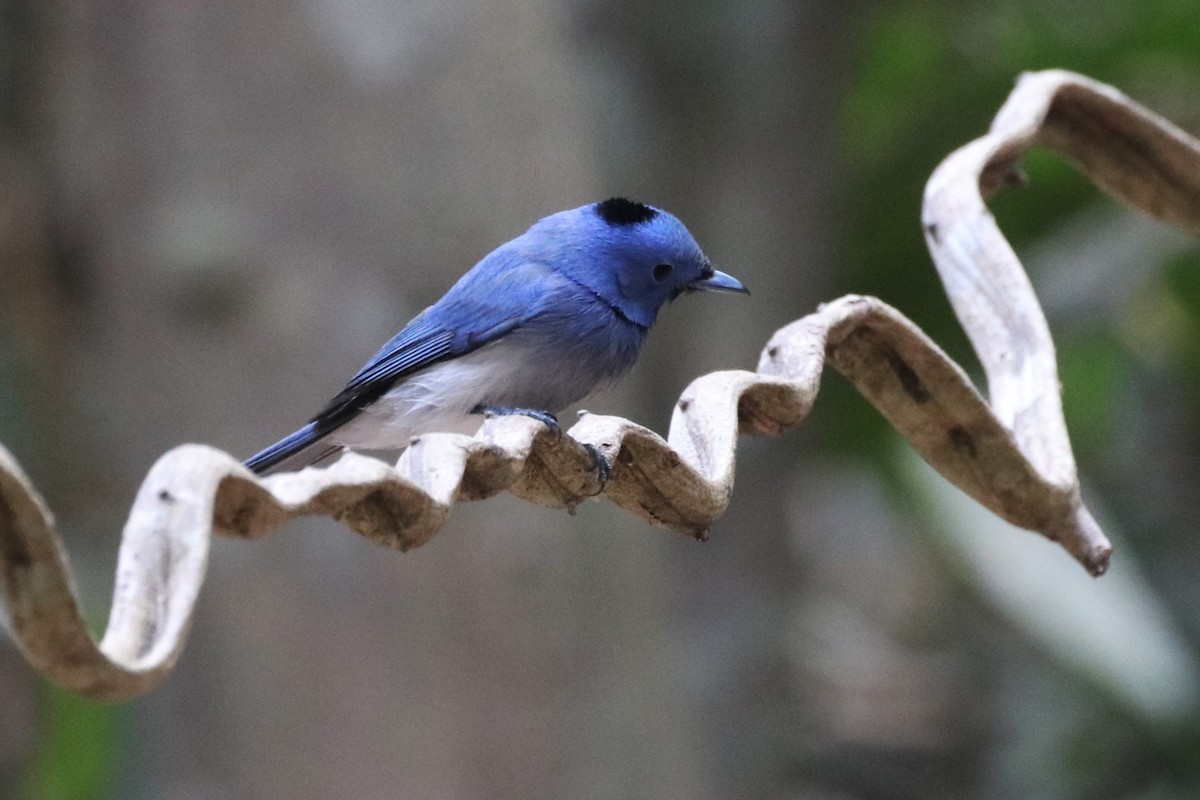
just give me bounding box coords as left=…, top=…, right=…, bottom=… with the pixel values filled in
left=690, top=266, right=749, bottom=294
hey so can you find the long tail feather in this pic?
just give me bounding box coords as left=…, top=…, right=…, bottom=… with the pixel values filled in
left=244, top=423, right=342, bottom=475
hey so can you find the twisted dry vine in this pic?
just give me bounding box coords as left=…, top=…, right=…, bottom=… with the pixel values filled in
left=3, top=70, right=1199, bottom=700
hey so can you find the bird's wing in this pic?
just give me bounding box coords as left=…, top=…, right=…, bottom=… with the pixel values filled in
left=342, top=317, right=459, bottom=393
left=311, top=312, right=521, bottom=431
left=312, top=254, right=560, bottom=431
left=245, top=316, right=472, bottom=474
left=245, top=252, right=561, bottom=477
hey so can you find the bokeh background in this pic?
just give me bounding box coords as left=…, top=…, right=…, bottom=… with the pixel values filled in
left=2, top=1, right=1200, bottom=798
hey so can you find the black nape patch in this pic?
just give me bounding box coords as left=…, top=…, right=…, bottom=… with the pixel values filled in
left=595, top=197, right=658, bottom=226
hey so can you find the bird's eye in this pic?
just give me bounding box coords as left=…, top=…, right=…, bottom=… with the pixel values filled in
left=653, top=263, right=673, bottom=282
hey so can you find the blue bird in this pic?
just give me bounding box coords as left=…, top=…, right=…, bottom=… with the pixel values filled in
left=245, top=198, right=748, bottom=475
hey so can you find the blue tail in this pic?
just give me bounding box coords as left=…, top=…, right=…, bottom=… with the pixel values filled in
left=245, top=422, right=341, bottom=475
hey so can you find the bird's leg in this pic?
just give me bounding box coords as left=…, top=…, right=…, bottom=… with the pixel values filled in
left=471, top=405, right=561, bottom=436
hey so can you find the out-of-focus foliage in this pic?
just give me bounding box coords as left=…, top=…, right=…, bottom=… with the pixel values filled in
left=1162, top=249, right=1200, bottom=404
left=17, top=688, right=124, bottom=800
left=830, top=0, right=1200, bottom=461
left=835, top=2, right=1200, bottom=798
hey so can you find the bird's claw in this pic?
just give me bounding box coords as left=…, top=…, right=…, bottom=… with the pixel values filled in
left=473, top=405, right=560, bottom=437
left=525, top=410, right=561, bottom=437
left=582, top=443, right=611, bottom=491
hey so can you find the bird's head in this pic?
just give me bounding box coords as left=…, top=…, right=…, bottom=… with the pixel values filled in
left=529, top=198, right=748, bottom=329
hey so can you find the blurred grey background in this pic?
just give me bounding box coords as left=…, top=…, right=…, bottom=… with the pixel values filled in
left=2, top=1, right=1200, bottom=798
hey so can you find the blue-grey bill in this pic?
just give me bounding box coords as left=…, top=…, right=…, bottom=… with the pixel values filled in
left=692, top=267, right=749, bottom=294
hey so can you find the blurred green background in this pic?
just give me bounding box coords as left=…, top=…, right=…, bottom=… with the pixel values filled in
left=2, top=1, right=1200, bottom=798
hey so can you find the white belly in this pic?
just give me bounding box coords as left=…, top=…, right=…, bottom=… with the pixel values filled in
left=330, top=341, right=545, bottom=449
left=327, top=308, right=644, bottom=452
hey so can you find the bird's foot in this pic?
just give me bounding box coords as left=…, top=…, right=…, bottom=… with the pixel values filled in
left=472, top=405, right=561, bottom=437
left=582, top=443, right=611, bottom=491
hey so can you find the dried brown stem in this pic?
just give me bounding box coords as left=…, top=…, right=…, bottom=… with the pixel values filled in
left=4, top=70, right=1199, bottom=699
